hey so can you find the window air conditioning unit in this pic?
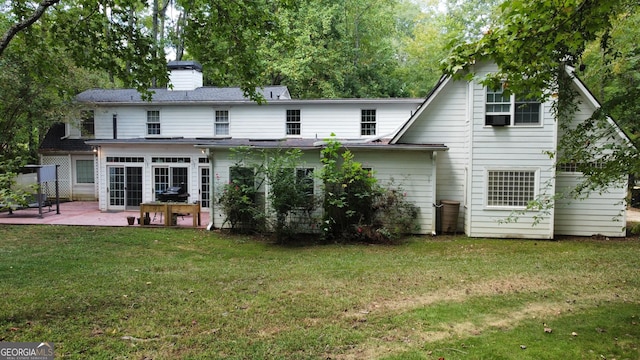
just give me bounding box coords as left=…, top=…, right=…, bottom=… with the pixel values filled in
left=485, top=114, right=510, bottom=126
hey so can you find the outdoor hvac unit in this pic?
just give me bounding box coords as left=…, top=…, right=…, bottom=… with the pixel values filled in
left=485, top=115, right=510, bottom=126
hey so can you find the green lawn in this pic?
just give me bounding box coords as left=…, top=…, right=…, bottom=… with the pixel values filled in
left=0, top=225, right=638, bottom=359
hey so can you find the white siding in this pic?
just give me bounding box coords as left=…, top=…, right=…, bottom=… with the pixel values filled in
left=554, top=174, right=626, bottom=237
left=95, top=145, right=204, bottom=211
left=70, top=155, right=97, bottom=200
left=396, top=79, right=469, bottom=232
left=168, top=69, right=203, bottom=91
left=353, top=150, right=434, bottom=234
left=209, top=148, right=433, bottom=234
left=553, top=81, right=628, bottom=237
left=210, top=149, right=236, bottom=229
left=93, top=102, right=419, bottom=140
left=209, top=150, right=324, bottom=229
left=467, top=63, right=557, bottom=239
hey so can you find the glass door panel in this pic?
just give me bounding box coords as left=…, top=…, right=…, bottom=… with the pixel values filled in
left=108, top=167, right=125, bottom=208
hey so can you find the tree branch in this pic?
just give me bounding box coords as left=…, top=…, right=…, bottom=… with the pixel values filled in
left=0, top=0, right=61, bottom=57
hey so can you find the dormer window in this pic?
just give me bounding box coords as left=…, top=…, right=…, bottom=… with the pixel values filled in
left=147, top=110, right=161, bottom=135
left=485, top=86, right=541, bottom=126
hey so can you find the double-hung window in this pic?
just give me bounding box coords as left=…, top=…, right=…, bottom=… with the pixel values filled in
left=485, top=86, right=541, bottom=126
left=486, top=169, right=537, bottom=208
left=80, top=110, right=95, bottom=138
left=286, top=109, right=301, bottom=136
left=361, top=109, right=376, bottom=136
left=215, top=110, right=229, bottom=136
left=147, top=110, right=161, bottom=135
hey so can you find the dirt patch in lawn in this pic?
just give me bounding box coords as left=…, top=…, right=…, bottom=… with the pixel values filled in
left=331, top=276, right=626, bottom=360
left=345, top=275, right=553, bottom=318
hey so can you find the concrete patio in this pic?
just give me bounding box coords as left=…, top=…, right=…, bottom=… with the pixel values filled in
left=0, top=201, right=211, bottom=228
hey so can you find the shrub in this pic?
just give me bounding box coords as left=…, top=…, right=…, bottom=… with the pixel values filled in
left=218, top=175, right=264, bottom=233
left=319, top=137, right=380, bottom=241
left=370, top=186, right=420, bottom=242
left=264, top=149, right=319, bottom=243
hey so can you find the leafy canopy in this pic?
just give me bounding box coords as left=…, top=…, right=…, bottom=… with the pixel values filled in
left=443, top=0, right=625, bottom=98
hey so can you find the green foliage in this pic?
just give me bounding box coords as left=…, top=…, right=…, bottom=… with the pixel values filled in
left=371, top=183, right=420, bottom=240
left=0, top=29, right=110, bottom=161
left=0, top=156, right=33, bottom=210
left=263, top=149, right=319, bottom=243
left=217, top=153, right=265, bottom=233
left=256, top=0, right=408, bottom=98
left=2, top=226, right=639, bottom=359
left=319, top=136, right=380, bottom=240
left=179, top=0, right=294, bottom=101
left=318, top=136, right=419, bottom=243
left=217, top=147, right=320, bottom=238
left=443, top=0, right=625, bottom=99
left=443, top=0, right=640, bottom=208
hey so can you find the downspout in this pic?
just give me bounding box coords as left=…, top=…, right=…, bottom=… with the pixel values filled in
left=431, top=151, right=437, bottom=235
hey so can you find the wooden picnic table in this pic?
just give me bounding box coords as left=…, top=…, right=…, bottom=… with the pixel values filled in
left=140, top=202, right=200, bottom=227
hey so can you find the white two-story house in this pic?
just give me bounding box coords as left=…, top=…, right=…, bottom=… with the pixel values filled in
left=40, top=60, right=631, bottom=238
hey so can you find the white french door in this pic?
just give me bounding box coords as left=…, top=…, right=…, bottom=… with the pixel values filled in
left=108, top=166, right=143, bottom=210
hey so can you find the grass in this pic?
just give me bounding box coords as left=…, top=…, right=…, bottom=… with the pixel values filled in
left=0, top=225, right=638, bottom=359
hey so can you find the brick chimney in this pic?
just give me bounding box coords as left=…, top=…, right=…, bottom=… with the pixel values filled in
left=167, top=61, right=203, bottom=91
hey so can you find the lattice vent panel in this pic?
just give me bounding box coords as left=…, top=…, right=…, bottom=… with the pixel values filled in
left=41, top=156, right=72, bottom=199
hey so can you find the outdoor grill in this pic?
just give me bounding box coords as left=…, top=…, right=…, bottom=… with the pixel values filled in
left=156, top=184, right=189, bottom=203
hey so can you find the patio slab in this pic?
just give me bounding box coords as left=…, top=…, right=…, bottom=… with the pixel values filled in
left=0, top=201, right=211, bottom=228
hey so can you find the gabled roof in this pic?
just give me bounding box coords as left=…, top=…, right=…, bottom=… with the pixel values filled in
left=75, top=86, right=292, bottom=105
left=390, top=67, right=633, bottom=147
left=390, top=75, right=451, bottom=144
left=566, top=66, right=633, bottom=147
left=39, top=123, right=91, bottom=153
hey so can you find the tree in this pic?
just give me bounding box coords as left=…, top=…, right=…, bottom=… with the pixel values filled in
left=254, top=0, right=408, bottom=98
left=443, top=0, right=639, bottom=197
left=0, top=0, right=59, bottom=56
left=0, top=26, right=112, bottom=162
left=176, top=0, right=294, bottom=100
left=580, top=8, right=640, bottom=141
left=394, top=0, right=448, bottom=97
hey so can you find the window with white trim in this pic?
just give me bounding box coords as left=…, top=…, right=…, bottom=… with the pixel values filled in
left=154, top=166, right=188, bottom=198
left=147, top=110, right=160, bottom=135
left=286, top=109, right=301, bottom=136
left=215, top=110, right=229, bottom=136
left=485, top=87, right=541, bottom=126
left=487, top=169, right=536, bottom=208
left=80, top=110, right=95, bottom=138
left=361, top=109, right=376, bottom=136
left=76, top=159, right=94, bottom=184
